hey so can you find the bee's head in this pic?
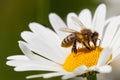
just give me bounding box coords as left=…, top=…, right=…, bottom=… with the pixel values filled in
left=91, top=31, right=99, bottom=47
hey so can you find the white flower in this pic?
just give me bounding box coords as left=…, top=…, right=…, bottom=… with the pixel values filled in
left=6, top=4, right=120, bottom=80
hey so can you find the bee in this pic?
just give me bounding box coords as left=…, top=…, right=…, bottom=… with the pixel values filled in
left=60, top=16, right=99, bottom=53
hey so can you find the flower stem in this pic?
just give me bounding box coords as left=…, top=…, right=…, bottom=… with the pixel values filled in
left=87, top=73, right=97, bottom=80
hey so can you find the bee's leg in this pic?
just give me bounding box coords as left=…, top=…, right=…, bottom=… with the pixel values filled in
left=92, top=38, right=101, bottom=49
left=88, top=41, right=91, bottom=48
left=72, top=40, right=77, bottom=54
left=83, top=42, right=91, bottom=50
left=92, top=39, right=100, bottom=49
left=93, top=42, right=96, bottom=49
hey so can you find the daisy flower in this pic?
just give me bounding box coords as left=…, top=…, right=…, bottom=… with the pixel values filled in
left=6, top=4, right=120, bottom=80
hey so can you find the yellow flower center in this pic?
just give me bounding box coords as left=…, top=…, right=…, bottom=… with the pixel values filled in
left=63, top=47, right=103, bottom=72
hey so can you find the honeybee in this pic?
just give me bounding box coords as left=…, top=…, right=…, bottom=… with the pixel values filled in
left=60, top=16, right=99, bottom=53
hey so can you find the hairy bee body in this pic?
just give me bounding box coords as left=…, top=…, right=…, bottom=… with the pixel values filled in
left=61, top=34, right=76, bottom=47
left=60, top=16, right=99, bottom=53
left=61, top=29, right=99, bottom=53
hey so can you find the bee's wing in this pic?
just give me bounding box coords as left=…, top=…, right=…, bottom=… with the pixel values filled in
left=59, top=27, right=78, bottom=33
left=71, top=16, right=86, bottom=29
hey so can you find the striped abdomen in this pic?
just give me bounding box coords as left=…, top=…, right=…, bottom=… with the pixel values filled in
left=61, top=34, right=76, bottom=47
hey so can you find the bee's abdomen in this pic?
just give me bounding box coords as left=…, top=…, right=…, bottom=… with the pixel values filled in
left=61, top=34, right=76, bottom=47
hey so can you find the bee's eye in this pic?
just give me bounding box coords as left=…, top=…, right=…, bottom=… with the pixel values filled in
left=91, top=34, right=94, bottom=38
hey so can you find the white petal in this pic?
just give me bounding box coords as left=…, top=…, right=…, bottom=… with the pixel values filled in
left=7, top=58, right=64, bottom=72
left=43, top=72, right=67, bottom=78
left=62, top=66, right=87, bottom=80
left=73, top=65, right=88, bottom=75
left=7, top=54, right=65, bottom=71
left=49, top=13, right=68, bottom=40
left=29, top=22, right=69, bottom=58
left=109, top=19, right=120, bottom=50
left=19, top=41, right=36, bottom=59
left=29, top=23, right=61, bottom=50
left=7, top=55, right=28, bottom=60
left=7, top=42, right=64, bottom=72
left=14, top=66, right=63, bottom=72
left=19, top=41, right=63, bottom=62
left=110, top=27, right=120, bottom=49
left=21, top=31, right=65, bottom=64
left=78, top=9, right=92, bottom=29
left=7, top=59, right=31, bottom=67
left=101, top=18, right=120, bottom=47
left=92, top=4, right=106, bottom=40
left=67, top=12, right=81, bottom=31
left=26, top=72, right=67, bottom=79
left=100, top=16, right=120, bottom=44
left=26, top=74, right=44, bottom=79
left=97, top=48, right=112, bottom=66
left=95, top=65, right=112, bottom=73
left=6, top=60, right=64, bottom=71
left=112, top=37, right=120, bottom=51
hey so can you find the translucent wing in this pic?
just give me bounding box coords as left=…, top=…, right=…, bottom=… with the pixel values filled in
left=59, top=27, right=78, bottom=33
left=71, top=16, right=86, bottom=29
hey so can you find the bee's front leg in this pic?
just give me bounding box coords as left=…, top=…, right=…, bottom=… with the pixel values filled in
left=72, top=40, right=77, bottom=54
left=83, top=41, right=91, bottom=50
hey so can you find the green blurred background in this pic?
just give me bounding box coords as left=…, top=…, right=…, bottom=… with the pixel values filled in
left=0, top=0, right=102, bottom=80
